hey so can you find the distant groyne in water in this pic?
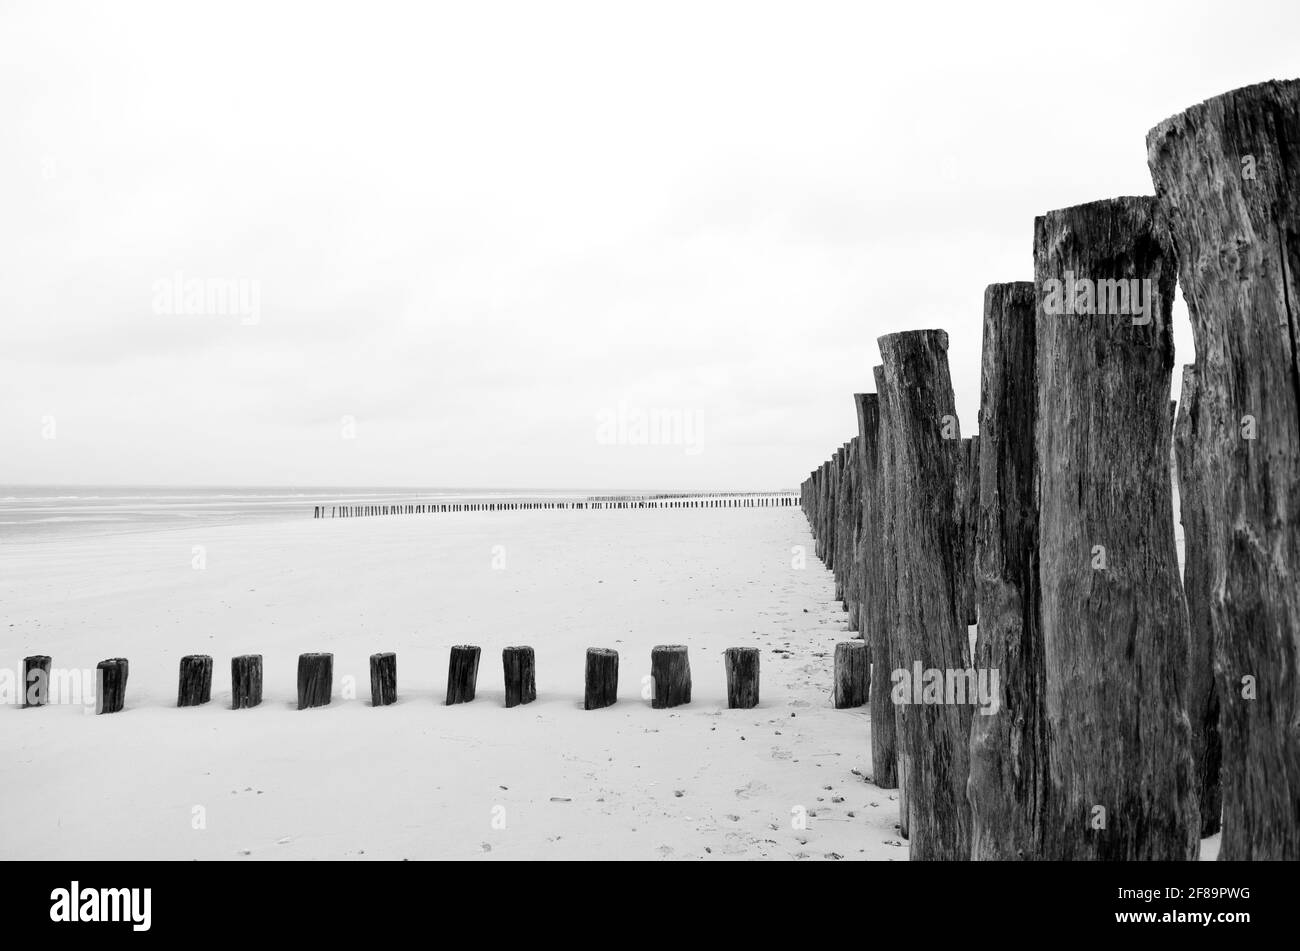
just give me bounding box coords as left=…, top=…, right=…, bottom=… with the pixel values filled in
left=312, top=493, right=799, bottom=518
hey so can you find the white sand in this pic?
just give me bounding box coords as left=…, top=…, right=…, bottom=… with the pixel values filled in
left=0, top=508, right=903, bottom=860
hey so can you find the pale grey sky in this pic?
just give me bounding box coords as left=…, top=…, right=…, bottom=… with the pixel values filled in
left=2, top=0, right=1296, bottom=489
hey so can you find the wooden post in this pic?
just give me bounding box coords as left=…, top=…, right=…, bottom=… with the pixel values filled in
left=297, top=652, right=333, bottom=710
left=877, top=330, right=972, bottom=860
left=1033, top=196, right=1196, bottom=860
left=1147, top=80, right=1300, bottom=859
left=584, top=648, right=619, bottom=709
left=651, top=645, right=691, bottom=708
left=96, top=658, right=129, bottom=715
left=232, top=654, right=263, bottom=709
left=855, top=390, right=897, bottom=789
left=22, top=655, right=51, bottom=708
left=370, top=652, right=397, bottom=707
left=177, top=654, right=213, bottom=707
left=446, top=645, right=481, bottom=705
left=502, top=646, right=537, bottom=708
left=724, top=647, right=760, bottom=708
left=967, top=280, right=1050, bottom=860
left=1173, top=365, right=1222, bottom=838
left=833, top=641, right=868, bottom=708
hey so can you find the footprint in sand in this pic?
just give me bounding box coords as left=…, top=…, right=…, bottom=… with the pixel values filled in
left=734, top=779, right=770, bottom=799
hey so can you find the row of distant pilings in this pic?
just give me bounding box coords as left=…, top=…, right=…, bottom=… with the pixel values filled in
left=800, top=78, right=1300, bottom=862
left=313, top=495, right=798, bottom=518
left=16, top=644, right=873, bottom=714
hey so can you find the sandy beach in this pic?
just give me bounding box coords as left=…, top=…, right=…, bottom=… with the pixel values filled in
left=0, top=506, right=906, bottom=860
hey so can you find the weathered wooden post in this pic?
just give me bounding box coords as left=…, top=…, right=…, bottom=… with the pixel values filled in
left=297, top=652, right=333, bottom=710
left=96, top=658, right=129, bottom=714
left=855, top=391, right=897, bottom=789
left=231, top=655, right=263, bottom=709
left=177, top=654, right=213, bottom=707
left=584, top=648, right=619, bottom=709
left=724, top=647, right=760, bottom=708
left=1173, top=364, right=1222, bottom=837
left=446, top=645, right=481, bottom=705
left=833, top=641, right=868, bottom=708
left=877, top=330, right=972, bottom=860
left=370, top=652, right=397, bottom=706
left=967, top=280, right=1050, bottom=860
left=1034, top=196, right=1196, bottom=860
left=651, top=645, right=691, bottom=708
left=1148, top=80, right=1300, bottom=860
left=502, top=646, right=537, bottom=707
left=22, top=655, right=51, bottom=708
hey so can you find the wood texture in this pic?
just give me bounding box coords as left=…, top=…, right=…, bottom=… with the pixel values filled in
left=1147, top=80, right=1300, bottom=859
left=584, top=648, right=619, bottom=710
left=877, top=331, right=971, bottom=860
left=296, top=652, right=333, bottom=710
left=1173, top=364, right=1223, bottom=837
left=370, top=651, right=397, bottom=707
left=724, top=647, right=760, bottom=709
left=96, top=657, right=129, bottom=715
left=232, top=654, right=263, bottom=710
left=1033, top=196, right=1196, bottom=860
left=968, top=280, right=1049, bottom=860
left=446, top=645, right=481, bottom=705
left=651, top=645, right=691, bottom=709
left=502, top=646, right=537, bottom=708
left=177, top=654, right=213, bottom=707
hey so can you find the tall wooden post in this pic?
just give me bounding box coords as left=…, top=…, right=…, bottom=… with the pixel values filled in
left=876, top=332, right=972, bottom=860
left=651, top=645, right=691, bottom=708
left=855, top=391, right=896, bottom=789
left=1173, top=364, right=1222, bottom=837
left=1034, top=196, right=1196, bottom=860
left=502, top=646, right=537, bottom=708
left=446, top=646, right=481, bottom=705
left=370, top=652, right=397, bottom=706
left=967, top=280, right=1049, bottom=860
left=724, top=647, right=760, bottom=709
left=1147, top=80, right=1300, bottom=859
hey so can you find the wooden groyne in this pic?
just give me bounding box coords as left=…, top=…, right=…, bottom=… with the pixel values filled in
left=312, top=493, right=799, bottom=518
left=799, top=79, right=1300, bottom=860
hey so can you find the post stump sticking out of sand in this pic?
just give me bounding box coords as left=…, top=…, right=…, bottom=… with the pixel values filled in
left=22, top=655, right=51, bottom=708
left=96, top=658, right=129, bottom=715
left=370, top=652, right=397, bottom=707
left=446, top=645, right=481, bottom=705
left=651, top=645, right=691, bottom=708
left=177, top=654, right=213, bottom=707
left=833, top=641, right=868, bottom=709
left=724, top=647, right=760, bottom=709
left=232, top=654, right=263, bottom=709
left=502, top=646, right=537, bottom=708
left=584, top=648, right=619, bottom=710
left=297, top=652, right=333, bottom=710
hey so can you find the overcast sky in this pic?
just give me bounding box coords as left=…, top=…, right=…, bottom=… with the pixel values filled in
left=2, top=0, right=1296, bottom=490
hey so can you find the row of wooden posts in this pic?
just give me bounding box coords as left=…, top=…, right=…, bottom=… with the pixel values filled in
left=800, top=79, right=1299, bottom=861
left=314, top=496, right=798, bottom=518
left=19, top=644, right=868, bottom=713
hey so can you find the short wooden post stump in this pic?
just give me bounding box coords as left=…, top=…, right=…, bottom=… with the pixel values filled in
left=446, top=645, right=481, bottom=705
left=22, top=655, right=51, bottom=708
left=584, top=648, right=618, bottom=710
left=370, top=652, right=397, bottom=706
left=651, top=645, right=691, bottom=709
left=502, top=646, right=536, bottom=708
left=297, top=652, right=333, bottom=710
left=177, top=654, right=213, bottom=707
left=833, top=641, right=868, bottom=709
left=96, top=657, right=129, bottom=715
left=724, top=647, right=760, bottom=709
left=232, top=654, right=263, bottom=709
